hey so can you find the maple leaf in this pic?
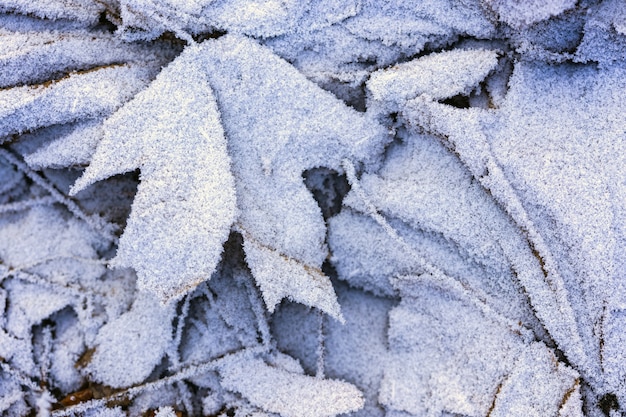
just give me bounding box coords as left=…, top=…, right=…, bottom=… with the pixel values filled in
left=199, top=34, right=386, bottom=319
left=71, top=42, right=237, bottom=302
left=72, top=34, right=386, bottom=316
left=2, top=1, right=625, bottom=415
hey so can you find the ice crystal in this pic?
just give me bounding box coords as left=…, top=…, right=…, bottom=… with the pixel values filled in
left=0, top=1, right=624, bottom=416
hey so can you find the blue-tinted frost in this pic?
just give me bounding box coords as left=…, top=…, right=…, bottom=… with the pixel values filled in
left=0, top=1, right=624, bottom=416
left=71, top=43, right=237, bottom=302
left=219, top=352, right=364, bottom=417
left=87, top=291, right=175, bottom=388
left=0, top=63, right=155, bottom=137
left=0, top=0, right=105, bottom=25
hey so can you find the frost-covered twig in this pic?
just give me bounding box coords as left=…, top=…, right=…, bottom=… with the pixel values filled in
left=0, top=148, right=118, bottom=242
left=51, top=346, right=266, bottom=417
left=0, top=264, right=105, bottom=299
left=0, top=196, right=57, bottom=214
left=167, top=293, right=192, bottom=370
left=242, top=269, right=272, bottom=349
left=40, top=326, right=52, bottom=383
left=316, top=309, right=325, bottom=379
left=5, top=255, right=110, bottom=275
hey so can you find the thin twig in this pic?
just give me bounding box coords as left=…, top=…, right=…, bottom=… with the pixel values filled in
left=0, top=196, right=58, bottom=214
left=0, top=148, right=118, bottom=243
left=51, top=346, right=266, bottom=417
left=5, top=256, right=110, bottom=278
left=0, top=264, right=107, bottom=299
left=316, top=309, right=325, bottom=379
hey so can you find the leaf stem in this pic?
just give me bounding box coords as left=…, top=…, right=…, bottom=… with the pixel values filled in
left=0, top=148, right=118, bottom=243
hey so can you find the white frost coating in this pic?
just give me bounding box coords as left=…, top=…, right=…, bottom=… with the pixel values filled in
left=0, top=0, right=623, bottom=414
left=328, top=211, right=411, bottom=297
left=487, top=61, right=626, bottom=399
left=50, top=314, right=85, bottom=393
left=71, top=44, right=237, bottom=302
left=198, top=34, right=386, bottom=311
left=0, top=205, right=104, bottom=285
left=0, top=328, right=32, bottom=369
left=83, top=406, right=127, bottom=417
left=87, top=291, right=175, bottom=388
left=243, top=236, right=342, bottom=321
left=343, top=0, right=496, bottom=48
left=0, top=29, right=169, bottom=88
left=219, top=353, right=364, bottom=417
left=4, top=279, right=72, bottom=340
left=154, top=406, right=177, bottom=417
left=402, top=96, right=591, bottom=390
left=323, top=284, right=393, bottom=417
left=488, top=343, right=580, bottom=417
left=367, top=48, right=499, bottom=106
left=24, top=120, right=103, bottom=169
left=0, top=0, right=105, bottom=25
left=400, top=59, right=626, bottom=401
left=575, top=0, right=626, bottom=65
left=204, top=0, right=358, bottom=37
left=332, top=131, right=542, bottom=332
left=0, top=63, right=155, bottom=137
left=0, top=384, right=23, bottom=415
left=603, top=310, right=626, bottom=408
left=485, top=0, right=576, bottom=28
left=118, top=0, right=358, bottom=40
left=380, top=281, right=579, bottom=417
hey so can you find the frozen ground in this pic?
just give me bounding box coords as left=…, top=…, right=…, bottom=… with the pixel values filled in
left=0, top=0, right=625, bottom=416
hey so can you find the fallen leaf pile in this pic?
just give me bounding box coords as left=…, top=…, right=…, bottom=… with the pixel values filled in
left=0, top=1, right=624, bottom=416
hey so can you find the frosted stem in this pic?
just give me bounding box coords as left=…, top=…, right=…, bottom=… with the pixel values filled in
left=0, top=149, right=118, bottom=242
left=51, top=346, right=266, bottom=417
left=316, top=309, right=326, bottom=379
left=0, top=196, right=57, bottom=214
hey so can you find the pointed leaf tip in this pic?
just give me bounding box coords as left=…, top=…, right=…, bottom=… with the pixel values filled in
left=243, top=236, right=344, bottom=322
left=74, top=43, right=237, bottom=300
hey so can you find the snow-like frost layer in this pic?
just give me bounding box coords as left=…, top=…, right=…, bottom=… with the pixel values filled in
left=72, top=42, right=237, bottom=302
left=0, top=0, right=624, bottom=416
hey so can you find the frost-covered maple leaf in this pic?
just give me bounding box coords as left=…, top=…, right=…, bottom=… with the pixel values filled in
left=1, top=1, right=625, bottom=415
left=70, top=41, right=238, bottom=303
left=72, top=35, right=387, bottom=318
